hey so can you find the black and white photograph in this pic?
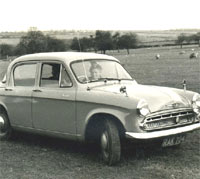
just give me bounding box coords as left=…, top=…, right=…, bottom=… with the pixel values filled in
left=0, top=0, right=199, bottom=178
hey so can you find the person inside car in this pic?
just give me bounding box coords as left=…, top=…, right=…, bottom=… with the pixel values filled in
left=89, top=62, right=102, bottom=81
left=49, top=64, right=60, bottom=80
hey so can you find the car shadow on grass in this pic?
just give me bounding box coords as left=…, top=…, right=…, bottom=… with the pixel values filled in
left=7, top=131, right=185, bottom=166
left=8, top=131, right=102, bottom=164
left=120, top=139, right=186, bottom=164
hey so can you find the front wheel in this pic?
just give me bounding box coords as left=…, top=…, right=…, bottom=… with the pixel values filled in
left=0, top=112, right=12, bottom=140
left=100, top=120, right=121, bottom=165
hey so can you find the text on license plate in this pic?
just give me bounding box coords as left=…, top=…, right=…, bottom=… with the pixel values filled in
left=162, top=135, right=186, bottom=147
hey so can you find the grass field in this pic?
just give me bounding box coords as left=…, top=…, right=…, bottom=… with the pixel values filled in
left=0, top=46, right=200, bottom=179
left=111, top=45, right=200, bottom=93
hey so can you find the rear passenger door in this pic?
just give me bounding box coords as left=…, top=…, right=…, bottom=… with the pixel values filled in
left=4, top=62, right=38, bottom=127
left=32, top=61, right=76, bottom=135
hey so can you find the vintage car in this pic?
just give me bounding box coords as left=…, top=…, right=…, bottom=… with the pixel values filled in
left=0, top=52, right=200, bottom=165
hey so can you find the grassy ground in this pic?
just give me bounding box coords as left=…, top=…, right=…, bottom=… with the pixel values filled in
left=0, top=46, right=200, bottom=179
left=109, top=45, right=200, bottom=93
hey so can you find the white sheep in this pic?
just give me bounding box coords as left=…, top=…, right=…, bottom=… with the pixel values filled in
left=179, top=51, right=185, bottom=54
left=189, top=52, right=198, bottom=59
left=155, top=54, right=160, bottom=59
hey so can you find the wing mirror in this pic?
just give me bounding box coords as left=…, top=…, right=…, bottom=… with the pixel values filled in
left=1, top=75, right=6, bottom=84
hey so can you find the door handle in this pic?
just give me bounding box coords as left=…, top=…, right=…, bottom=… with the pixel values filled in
left=33, top=89, right=42, bottom=92
left=5, top=88, right=13, bottom=91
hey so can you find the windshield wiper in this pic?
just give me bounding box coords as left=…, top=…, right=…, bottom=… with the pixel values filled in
left=86, top=78, right=116, bottom=83
left=103, top=78, right=134, bottom=82
left=87, top=78, right=134, bottom=83
left=103, top=78, right=119, bottom=81
left=119, top=78, right=134, bottom=81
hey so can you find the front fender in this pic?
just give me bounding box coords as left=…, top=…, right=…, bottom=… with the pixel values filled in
left=75, top=88, right=141, bottom=141
left=0, top=100, right=8, bottom=115
left=76, top=101, right=132, bottom=140
left=84, top=107, right=128, bottom=128
left=76, top=100, right=142, bottom=141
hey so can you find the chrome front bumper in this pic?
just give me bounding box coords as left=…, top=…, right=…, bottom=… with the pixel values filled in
left=126, top=123, right=200, bottom=139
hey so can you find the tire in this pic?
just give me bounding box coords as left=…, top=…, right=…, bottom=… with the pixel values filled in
left=0, top=112, right=12, bottom=140
left=100, top=119, right=121, bottom=165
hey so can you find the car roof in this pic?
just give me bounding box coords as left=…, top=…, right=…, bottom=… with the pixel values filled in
left=12, top=52, right=119, bottom=65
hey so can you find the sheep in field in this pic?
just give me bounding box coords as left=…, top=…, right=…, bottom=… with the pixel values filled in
left=155, top=54, right=160, bottom=59
left=189, top=52, right=198, bottom=59
left=179, top=51, right=185, bottom=54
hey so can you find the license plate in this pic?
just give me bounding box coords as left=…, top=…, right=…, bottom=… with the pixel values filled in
left=162, top=135, right=186, bottom=147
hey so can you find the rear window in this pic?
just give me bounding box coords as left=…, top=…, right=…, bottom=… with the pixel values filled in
left=14, top=63, right=37, bottom=87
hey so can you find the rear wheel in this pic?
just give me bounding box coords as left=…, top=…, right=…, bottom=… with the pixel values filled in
left=0, top=112, right=12, bottom=140
left=100, top=119, right=121, bottom=165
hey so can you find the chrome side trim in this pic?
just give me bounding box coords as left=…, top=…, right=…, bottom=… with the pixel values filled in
left=126, top=123, right=200, bottom=139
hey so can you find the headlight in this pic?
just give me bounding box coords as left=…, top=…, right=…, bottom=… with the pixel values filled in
left=137, top=99, right=151, bottom=117
left=192, top=93, right=200, bottom=114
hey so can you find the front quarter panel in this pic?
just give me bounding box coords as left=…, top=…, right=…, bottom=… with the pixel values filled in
left=75, top=86, right=142, bottom=140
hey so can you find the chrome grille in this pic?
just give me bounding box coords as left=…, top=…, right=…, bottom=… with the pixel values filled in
left=142, top=109, right=195, bottom=131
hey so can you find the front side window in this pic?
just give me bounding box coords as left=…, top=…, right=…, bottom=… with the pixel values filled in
left=71, top=59, right=133, bottom=83
left=60, top=66, right=72, bottom=87
left=40, top=63, right=72, bottom=88
left=14, top=63, right=37, bottom=87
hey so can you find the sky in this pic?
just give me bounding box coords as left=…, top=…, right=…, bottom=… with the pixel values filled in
left=0, top=0, right=199, bottom=32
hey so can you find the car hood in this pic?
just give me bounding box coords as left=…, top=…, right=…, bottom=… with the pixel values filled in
left=89, top=83, right=192, bottom=112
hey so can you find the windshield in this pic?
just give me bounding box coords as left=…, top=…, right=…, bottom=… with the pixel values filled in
left=71, top=59, right=133, bottom=83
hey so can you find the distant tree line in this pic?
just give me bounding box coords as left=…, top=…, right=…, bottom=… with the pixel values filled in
left=0, top=30, right=67, bottom=58
left=15, top=31, right=66, bottom=55
left=0, top=44, right=14, bottom=57
left=176, top=32, right=200, bottom=48
left=3, top=30, right=200, bottom=58
left=0, top=30, right=139, bottom=58
left=70, top=30, right=138, bottom=54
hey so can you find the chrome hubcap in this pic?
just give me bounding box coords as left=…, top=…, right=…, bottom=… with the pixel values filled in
left=101, top=131, right=110, bottom=159
left=101, top=132, right=108, bottom=150
left=0, top=116, right=5, bottom=132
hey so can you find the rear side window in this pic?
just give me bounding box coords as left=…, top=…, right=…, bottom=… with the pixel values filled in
left=14, top=63, right=37, bottom=87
